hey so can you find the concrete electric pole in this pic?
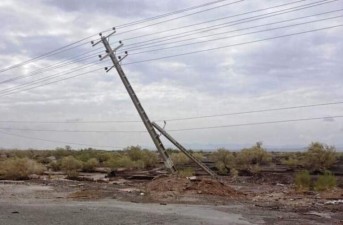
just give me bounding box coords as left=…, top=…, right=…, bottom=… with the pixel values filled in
left=92, top=29, right=216, bottom=177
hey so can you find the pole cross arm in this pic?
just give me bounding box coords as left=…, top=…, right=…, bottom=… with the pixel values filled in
left=100, top=42, right=124, bottom=61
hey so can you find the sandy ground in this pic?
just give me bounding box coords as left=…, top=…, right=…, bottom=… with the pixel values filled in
left=0, top=176, right=342, bottom=225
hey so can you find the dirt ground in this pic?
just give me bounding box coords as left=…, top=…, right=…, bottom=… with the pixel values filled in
left=0, top=173, right=342, bottom=224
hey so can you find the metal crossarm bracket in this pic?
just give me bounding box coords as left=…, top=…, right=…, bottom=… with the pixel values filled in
left=91, top=27, right=116, bottom=47
left=118, top=51, right=128, bottom=63
left=99, top=42, right=123, bottom=61
left=104, top=65, right=115, bottom=73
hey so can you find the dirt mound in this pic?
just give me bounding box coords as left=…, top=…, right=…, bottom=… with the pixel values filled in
left=146, top=176, right=242, bottom=197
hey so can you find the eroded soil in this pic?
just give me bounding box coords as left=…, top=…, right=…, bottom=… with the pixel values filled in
left=0, top=173, right=342, bottom=225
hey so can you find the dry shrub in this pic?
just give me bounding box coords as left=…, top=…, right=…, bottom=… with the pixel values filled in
left=82, top=158, right=99, bottom=172
left=192, top=152, right=204, bottom=161
left=126, top=146, right=158, bottom=168
left=314, top=170, right=336, bottom=191
left=49, top=160, right=62, bottom=171
left=236, top=142, right=271, bottom=174
left=305, top=142, right=337, bottom=172
left=171, top=153, right=189, bottom=165
left=61, top=156, right=83, bottom=178
left=295, top=170, right=311, bottom=192
left=282, top=157, right=303, bottom=170
left=0, top=158, right=45, bottom=180
left=210, top=148, right=234, bottom=174
left=105, top=155, right=137, bottom=169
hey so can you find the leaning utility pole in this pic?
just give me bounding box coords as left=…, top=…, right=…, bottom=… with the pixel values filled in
left=92, top=29, right=216, bottom=177
left=92, top=29, right=176, bottom=173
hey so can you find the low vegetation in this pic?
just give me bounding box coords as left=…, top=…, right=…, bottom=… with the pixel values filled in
left=294, top=170, right=337, bottom=192
left=314, top=170, right=336, bottom=191
left=304, top=142, right=337, bottom=172
left=61, top=156, right=83, bottom=178
left=82, top=158, right=99, bottom=172
left=210, top=148, right=234, bottom=174
left=0, top=158, right=45, bottom=180
left=0, top=142, right=340, bottom=189
left=295, top=170, right=311, bottom=191
left=171, top=152, right=189, bottom=165
left=235, top=142, right=272, bottom=174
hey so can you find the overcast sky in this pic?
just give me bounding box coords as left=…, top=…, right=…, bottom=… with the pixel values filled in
left=0, top=0, right=342, bottom=151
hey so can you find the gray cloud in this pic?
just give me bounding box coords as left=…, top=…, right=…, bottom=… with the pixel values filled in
left=0, top=0, right=342, bottom=150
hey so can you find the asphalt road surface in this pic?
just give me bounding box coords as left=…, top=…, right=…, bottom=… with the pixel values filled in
left=0, top=200, right=253, bottom=225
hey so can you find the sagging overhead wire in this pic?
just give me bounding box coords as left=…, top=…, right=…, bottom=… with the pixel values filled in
left=120, top=8, right=343, bottom=53
left=0, top=130, right=123, bottom=149
left=3, top=0, right=332, bottom=86
left=0, top=101, right=342, bottom=124
left=113, top=0, right=244, bottom=36
left=1, top=115, right=342, bottom=133
left=124, top=15, right=343, bottom=56
left=119, top=0, right=334, bottom=42
left=0, top=0, right=335, bottom=86
left=0, top=0, right=243, bottom=74
left=0, top=67, right=103, bottom=97
left=0, top=51, right=103, bottom=85
left=122, top=24, right=343, bottom=65
left=1, top=23, right=341, bottom=97
left=0, top=61, right=103, bottom=96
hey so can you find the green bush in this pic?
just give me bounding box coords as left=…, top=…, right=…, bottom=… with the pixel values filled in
left=314, top=170, right=336, bottom=191
left=49, top=160, right=62, bottom=171
left=282, top=157, right=303, bottom=169
left=210, top=148, right=234, bottom=174
left=295, top=170, right=311, bottom=191
left=192, top=152, right=204, bottom=161
left=105, top=155, right=135, bottom=169
left=126, top=146, right=158, bottom=168
left=171, top=153, right=189, bottom=165
left=235, top=142, right=272, bottom=174
left=61, top=156, right=83, bottom=178
left=82, top=158, right=99, bottom=172
left=0, top=158, right=46, bottom=180
left=304, top=142, right=337, bottom=171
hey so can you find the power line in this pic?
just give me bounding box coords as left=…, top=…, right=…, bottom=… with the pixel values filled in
left=5, top=8, right=338, bottom=89
left=164, top=101, right=343, bottom=122
left=1, top=115, right=341, bottom=133
left=0, top=50, right=102, bottom=84
left=0, top=61, right=102, bottom=96
left=167, top=115, right=343, bottom=132
left=116, top=0, right=232, bottom=29
left=0, top=67, right=103, bottom=97
left=126, top=15, right=343, bottom=56
left=0, top=101, right=342, bottom=124
left=3, top=4, right=338, bottom=89
left=120, top=0, right=332, bottom=42
left=0, top=0, right=243, bottom=74
left=2, top=0, right=329, bottom=86
left=1, top=24, right=341, bottom=97
left=121, top=9, right=343, bottom=53
left=1, top=0, right=334, bottom=86
left=123, top=24, right=343, bottom=65
left=0, top=130, right=122, bottom=149
left=115, top=0, right=244, bottom=35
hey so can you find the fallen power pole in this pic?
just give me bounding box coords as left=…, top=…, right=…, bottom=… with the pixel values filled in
left=91, top=28, right=215, bottom=177
left=152, top=122, right=217, bottom=177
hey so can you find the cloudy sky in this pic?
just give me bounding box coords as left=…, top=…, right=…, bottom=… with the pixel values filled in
left=0, top=0, right=342, bottom=151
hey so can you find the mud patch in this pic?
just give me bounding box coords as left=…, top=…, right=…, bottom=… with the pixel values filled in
left=146, top=176, right=242, bottom=197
